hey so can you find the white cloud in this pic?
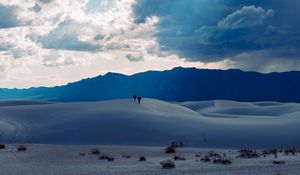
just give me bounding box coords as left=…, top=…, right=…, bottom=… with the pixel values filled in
left=126, top=53, right=144, bottom=62
left=0, top=56, right=12, bottom=77
left=43, top=50, right=90, bottom=67
left=218, top=6, right=275, bottom=30
left=0, top=0, right=226, bottom=88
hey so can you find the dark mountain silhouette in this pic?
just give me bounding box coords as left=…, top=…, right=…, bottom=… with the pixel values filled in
left=0, top=67, right=299, bottom=102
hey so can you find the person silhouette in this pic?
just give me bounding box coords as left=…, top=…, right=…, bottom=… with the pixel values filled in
left=138, top=96, right=141, bottom=104
left=133, top=94, right=137, bottom=101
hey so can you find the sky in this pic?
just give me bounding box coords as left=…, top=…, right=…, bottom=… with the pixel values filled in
left=0, top=0, right=299, bottom=88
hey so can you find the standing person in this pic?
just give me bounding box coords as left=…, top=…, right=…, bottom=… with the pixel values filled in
left=138, top=96, right=141, bottom=104
left=133, top=94, right=137, bottom=102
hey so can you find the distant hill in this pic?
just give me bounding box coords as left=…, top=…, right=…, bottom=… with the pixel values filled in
left=0, top=67, right=300, bottom=102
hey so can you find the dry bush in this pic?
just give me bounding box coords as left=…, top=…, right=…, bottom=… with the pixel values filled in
left=79, top=153, right=86, bottom=156
left=107, top=156, right=114, bottom=161
left=160, top=160, right=175, bottom=169
left=273, top=160, right=285, bottom=164
left=213, top=158, right=232, bottom=165
left=165, top=146, right=176, bottom=154
left=122, top=155, right=131, bottom=159
left=174, top=155, right=186, bottom=161
left=17, top=145, right=27, bottom=152
left=99, top=153, right=109, bottom=160
left=91, top=148, right=101, bottom=155
left=139, top=155, right=146, bottom=161
left=201, top=155, right=211, bottom=162
left=237, top=149, right=260, bottom=158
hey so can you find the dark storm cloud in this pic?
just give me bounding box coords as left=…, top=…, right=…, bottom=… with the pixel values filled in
left=133, top=0, right=300, bottom=71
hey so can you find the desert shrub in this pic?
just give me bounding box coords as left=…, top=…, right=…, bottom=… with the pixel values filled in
left=261, top=149, right=278, bottom=157
left=98, top=153, right=114, bottom=161
left=213, top=158, right=232, bottom=165
left=201, top=155, right=211, bottom=162
left=273, top=160, right=285, bottom=164
left=221, top=159, right=232, bottom=165
left=99, top=153, right=109, bottom=160
left=237, top=149, right=260, bottom=158
left=174, top=155, right=186, bottom=161
left=0, top=144, right=5, bottom=149
left=284, top=147, right=298, bottom=155
left=79, top=153, right=86, bottom=156
left=165, top=146, right=176, bottom=154
left=91, top=148, right=101, bottom=155
left=122, top=155, right=131, bottom=159
left=139, top=155, right=146, bottom=161
left=195, top=153, right=201, bottom=157
left=107, top=156, right=114, bottom=161
left=160, top=160, right=175, bottom=169
left=17, top=145, right=27, bottom=152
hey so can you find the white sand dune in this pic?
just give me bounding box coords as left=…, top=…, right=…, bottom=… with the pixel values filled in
left=0, top=98, right=300, bottom=148
left=179, top=100, right=300, bottom=117
left=0, top=100, right=55, bottom=107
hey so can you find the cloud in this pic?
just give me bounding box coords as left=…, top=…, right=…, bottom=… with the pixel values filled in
left=39, top=18, right=100, bottom=51
left=0, top=0, right=299, bottom=88
left=30, top=3, right=42, bottom=13
left=226, top=47, right=300, bottom=73
left=0, top=55, right=20, bottom=79
left=218, top=6, right=275, bottom=30
left=133, top=0, right=300, bottom=72
left=38, top=0, right=55, bottom=4
left=1, top=0, right=203, bottom=88
left=0, top=27, right=42, bottom=59
left=126, top=53, right=144, bottom=62
left=43, top=50, right=89, bottom=67
left=0, top=57, right=10, bottom=73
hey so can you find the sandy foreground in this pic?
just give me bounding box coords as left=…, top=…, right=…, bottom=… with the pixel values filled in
left=1, top=144, right=300, bottom=175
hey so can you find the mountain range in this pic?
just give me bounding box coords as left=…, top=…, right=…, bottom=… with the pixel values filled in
left=1, top=67, right=299, bottom=102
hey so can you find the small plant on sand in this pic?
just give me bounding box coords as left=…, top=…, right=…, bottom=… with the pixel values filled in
left=139, top=155, right=146, bottom=161
left=165, top=146, right=176, bottom=154
left=79, top=153, right=86, bottom=156
left=237, top=149, right=260, bottom=158
left=107, top=156, right=114, bottom=161
left=273, top=160, right=285, bottom=164
left=212, top=158, right=232, bottom=165
left=99, top=153, right=109, bottom=160
left=91, top=148, right=101, bottom=155
left=200, top=155, right=211, bottom=162
left=122, top=154, right=131, bottom=159
left=195, top=153, right=201, bottom=157
left=98, top=153, right=114, bottom=161
left=284, top=147, right=299, bottom=155
left=160, top=160, right=175, bottom=169
left=17, top=145, right=27, bottom=152
left=173, top=155, right=186, bottom=161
